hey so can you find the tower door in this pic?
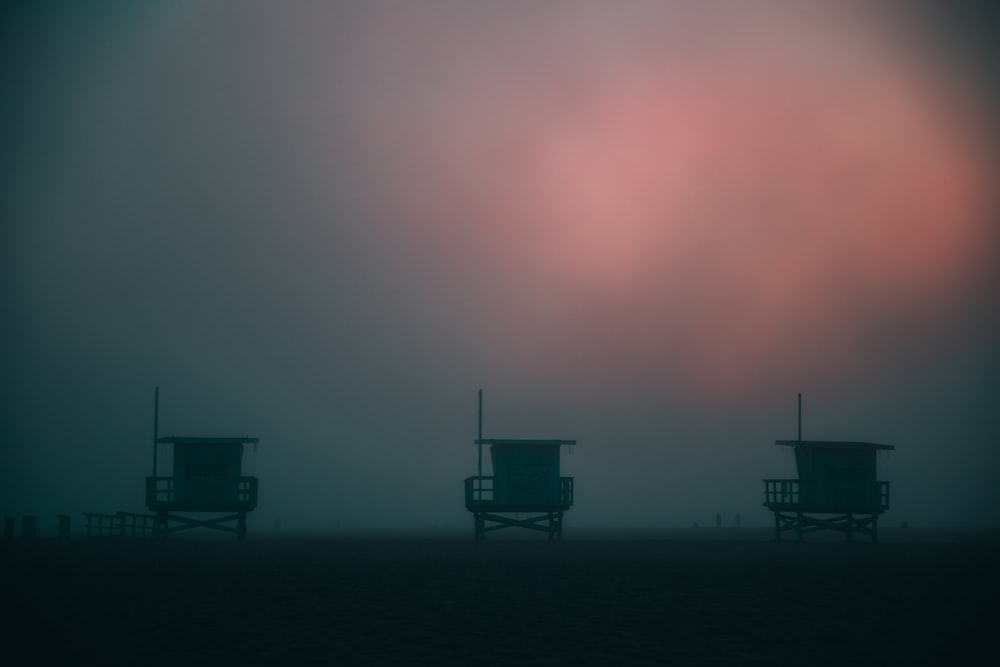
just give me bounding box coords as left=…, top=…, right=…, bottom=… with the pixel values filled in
left=826, top=467, right=866, bottom=510
left=173, top=443, right=242, bottom=507
left=508, top=464, right=549, bottom=504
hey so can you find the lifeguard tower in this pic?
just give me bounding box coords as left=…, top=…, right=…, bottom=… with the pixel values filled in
left=763, top=395, right=894, bottom=542
left=464, top=390, right=576, bottom=540
left=144, top=388, right=259, bottom=539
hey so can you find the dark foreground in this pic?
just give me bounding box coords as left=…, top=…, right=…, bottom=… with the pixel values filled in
left=3, top=532, right=997, bottom=665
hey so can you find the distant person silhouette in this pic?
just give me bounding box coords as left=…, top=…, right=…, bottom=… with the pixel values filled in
left=735, top=513, right=741, bottom=528
left=716, top=513, right=722, bottom=529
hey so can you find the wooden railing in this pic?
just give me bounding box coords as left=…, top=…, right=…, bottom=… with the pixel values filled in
left=145, top=476, right=258, bottom=509
left=465, top=476, right=574, bottom=507
left=560, top=477, right=575, bottom=506
left=763, top=479, right=801, bottom=506
left=84, top=512, right=158, bottom=538
left=84, top=512, right=120, bottom=537
left=763, top=479, right=891, bottom=511
left=466, top=475, right=495, bottom=504
left=118, top=512, right=158, bottom=538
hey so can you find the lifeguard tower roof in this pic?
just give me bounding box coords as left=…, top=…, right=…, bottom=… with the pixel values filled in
left=775, top=439, right=894, bottom=451
left=156, top=436, right=259, bottom=445
left=476, top=438, right=576, bottom=446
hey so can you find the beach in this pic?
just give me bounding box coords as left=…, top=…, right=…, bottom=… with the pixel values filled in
left=3, top=530, right=996, bottom=665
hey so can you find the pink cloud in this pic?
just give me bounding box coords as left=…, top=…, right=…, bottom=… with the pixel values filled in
left=345, top=2, right=994, bottom=398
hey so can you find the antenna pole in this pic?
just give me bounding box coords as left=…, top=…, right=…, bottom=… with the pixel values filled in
left=153, top=386, right=160, bottom=477
left=477, top=389, right=483, bottom=494
left=797, top=392, right=802, bottom=441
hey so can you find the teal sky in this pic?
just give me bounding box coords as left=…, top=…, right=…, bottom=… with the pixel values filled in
left=2, top=1, right=998, bottom=533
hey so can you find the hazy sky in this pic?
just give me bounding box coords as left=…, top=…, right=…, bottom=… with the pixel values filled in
left=3, top=1, right=998, bottom=533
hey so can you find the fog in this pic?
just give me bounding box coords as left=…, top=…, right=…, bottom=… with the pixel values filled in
left=3, top=1, right=998, bottom=534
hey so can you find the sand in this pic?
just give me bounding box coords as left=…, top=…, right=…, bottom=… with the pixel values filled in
left=3, top=530, right=996, bottom=665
